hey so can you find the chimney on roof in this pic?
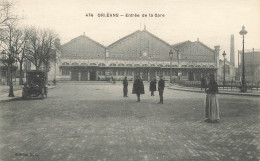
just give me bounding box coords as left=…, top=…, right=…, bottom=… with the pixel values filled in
left=230, top=34, right=235, bottom=66
left=83, top=32, right=85, bottom=35
left=197, top=38, right=199, bottom=42
left=144, top=25, right=146, bottom=31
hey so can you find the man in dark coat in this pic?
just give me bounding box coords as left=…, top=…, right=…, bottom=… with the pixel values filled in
left=158, top=76, right=165, bottom=104
left=149, top=78, right=156, bottom=96
left=123, top=76, right=128, bottom=97
left=132, top=76, right=144, bottom=102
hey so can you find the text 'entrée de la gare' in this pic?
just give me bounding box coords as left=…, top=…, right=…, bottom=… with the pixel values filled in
left=85, top=13, right=165, bottom=18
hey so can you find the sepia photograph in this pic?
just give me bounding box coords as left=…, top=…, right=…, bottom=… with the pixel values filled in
left=0, top=0, right=259, bottom=160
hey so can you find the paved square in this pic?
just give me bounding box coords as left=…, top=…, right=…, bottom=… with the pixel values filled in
left=0, top=83, right=259, bottom=161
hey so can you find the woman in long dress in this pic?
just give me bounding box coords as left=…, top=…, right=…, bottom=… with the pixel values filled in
left=205, top=75, right=220, bottom=123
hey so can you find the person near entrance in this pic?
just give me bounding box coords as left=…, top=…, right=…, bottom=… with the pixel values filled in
left=149, top=78, right=156, bottom=96
left=123, top=76, right=128, bottom=97
left=132, top=76, right=144, bottom=102
left=158, top=76, right=165, bottom=104
left=201, top=76, right=207, bottom=91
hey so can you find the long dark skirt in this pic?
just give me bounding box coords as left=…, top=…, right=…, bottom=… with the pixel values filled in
left=205, top=93, right=220, bottom=121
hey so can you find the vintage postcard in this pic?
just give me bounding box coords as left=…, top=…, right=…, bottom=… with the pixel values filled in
left=0, top=0, right=259, bottom=160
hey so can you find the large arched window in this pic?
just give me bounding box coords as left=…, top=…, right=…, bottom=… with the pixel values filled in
left=90, top=63, right=97, bottom=66
left=80, top=63, right=87, bottom=66
left=62, top=62, right=69, bottom=65
left=71, top=62, right=79, bottom=66
left=99, top=63, right=106, bottom=66
left=109, top=63, right=116, bottom=67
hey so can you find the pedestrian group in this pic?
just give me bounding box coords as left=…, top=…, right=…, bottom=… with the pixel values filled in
left=123, top=74, right=220, bottom=123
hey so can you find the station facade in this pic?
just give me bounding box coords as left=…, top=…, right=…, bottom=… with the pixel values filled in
left=58, top=28, right=220, bottom=82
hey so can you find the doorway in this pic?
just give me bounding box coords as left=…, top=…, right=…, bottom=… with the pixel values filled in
left=71, top=70, right=79, bottom=81
left=90, top=71, right=96, bottom=81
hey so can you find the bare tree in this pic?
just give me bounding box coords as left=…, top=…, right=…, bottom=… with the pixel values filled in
left=0, top=22, right=20, bottom=96
left=0, top=0, right=17, bottom=41
left=16, top=28, right=30, bottom=85
left=26, top=27, right=59, bottom=83
left=0, top=0, right=19, bottom=97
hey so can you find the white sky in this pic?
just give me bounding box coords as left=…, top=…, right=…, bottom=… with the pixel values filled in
left=16, top=0, right=260, bottom=66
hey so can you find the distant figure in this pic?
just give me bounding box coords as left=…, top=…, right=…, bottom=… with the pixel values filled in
left=149, top=78, right=156, bottom=96
left=158, top=76, right=165, bottom=104
left=132, top=76, right=144, bottom=102
left=205, top=74, right=220, bottom=123
left=113, top=78, right=116, bottom=84
left=123, top=76, right=128, bottom=97
left=201, top=76, right=207, bottom=91
left=52, top=79, right=56, bottom=85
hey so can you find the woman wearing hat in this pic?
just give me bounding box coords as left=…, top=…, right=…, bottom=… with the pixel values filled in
left=205, top=74, right=220, bottom=123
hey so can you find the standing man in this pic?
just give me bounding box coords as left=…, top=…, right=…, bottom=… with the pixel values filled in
left=149, top=78, right=156, bottom=96
left=123, top=76, right=128, bottom=97
left=158, top=75, right=165, bottom=104
left=132, top=75, right=144, bottom=102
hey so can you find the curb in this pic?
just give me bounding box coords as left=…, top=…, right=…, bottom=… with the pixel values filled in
left=0, top=86, right=56, bottom=102
left=168, top=87, right=260, bottom=97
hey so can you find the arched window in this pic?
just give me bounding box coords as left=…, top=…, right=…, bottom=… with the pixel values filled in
left=71, top=62, right=79, bottom=66
left=62, top=62, right=69, bottom=65
left=80, top=63, right=87, bottom=66
left=109, top=63, right=116, bottom=67
left=90, top=63, right=97, bottom=66
left=99, top=63, right=106, bottom=66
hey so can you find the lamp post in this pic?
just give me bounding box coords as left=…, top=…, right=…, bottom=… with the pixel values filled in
left=239, top=25, right=247, bottom=92
left=169, top=49, right=173, bottom=83
left=222, top=51, right=226, bottom=87
left=8, top=47, right=15, bottom=97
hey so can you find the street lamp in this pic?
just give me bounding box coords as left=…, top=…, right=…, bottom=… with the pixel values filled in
left=222, top=51, right=226, bottom=87
left=239, top=25, right=247, bottom=92
left=169, top=49, right=173, bottom=83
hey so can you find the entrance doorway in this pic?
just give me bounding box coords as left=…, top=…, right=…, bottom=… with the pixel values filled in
left=150, top=70, right=156, bottom=80
left=71, top=70, right=79, bottom=81
left=188, top=72, right=194, bottom=81
left=142, top=70, right=148, bottom=81
left=90, top=71, right=96, bottom=81
left=81, top=70, right=88, bottom=81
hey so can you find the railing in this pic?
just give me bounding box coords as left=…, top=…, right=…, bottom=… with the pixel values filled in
left=174, top=80, right=260, bottom=90
left=217, top=81, right=260, bottom=90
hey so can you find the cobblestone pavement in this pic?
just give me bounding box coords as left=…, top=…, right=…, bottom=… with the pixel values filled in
left=0, top=83, right=259, bottom=161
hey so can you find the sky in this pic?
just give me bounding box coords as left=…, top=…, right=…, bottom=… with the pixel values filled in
left=15, top=0, right=260, bottom=66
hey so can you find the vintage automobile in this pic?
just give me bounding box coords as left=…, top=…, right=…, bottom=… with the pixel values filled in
left=22, top=70, right=48, bottom=99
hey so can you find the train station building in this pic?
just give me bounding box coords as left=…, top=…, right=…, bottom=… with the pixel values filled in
left=57, top=27, right=221, bottom=82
